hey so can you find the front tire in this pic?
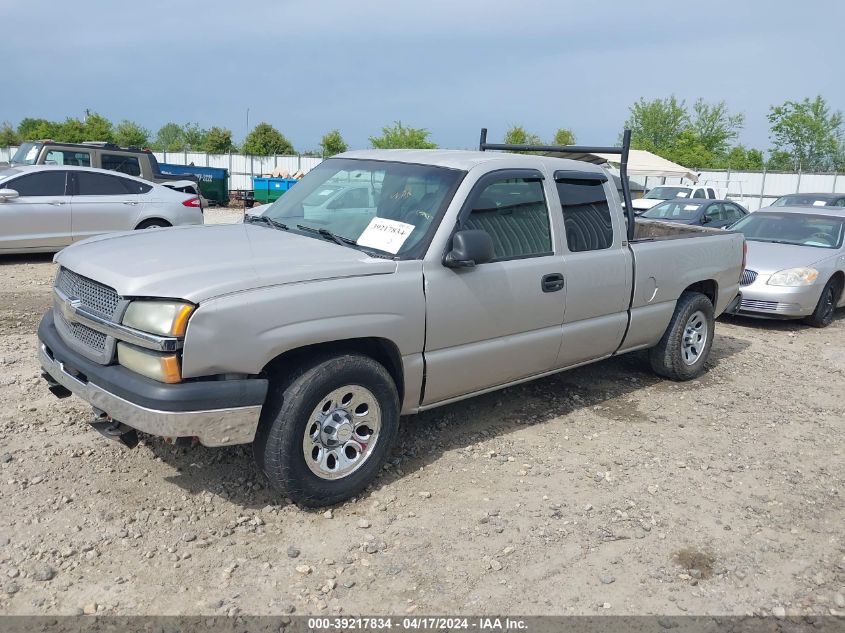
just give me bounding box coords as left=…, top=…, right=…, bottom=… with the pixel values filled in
left=253, top=354, right=400, bottom=507
left=649, top=291, right=715, bottom=381
left=803, top=277, right=842, bottom=328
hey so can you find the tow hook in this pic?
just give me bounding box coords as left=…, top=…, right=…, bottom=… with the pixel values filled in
left=89, top=409, right=139, bottom=449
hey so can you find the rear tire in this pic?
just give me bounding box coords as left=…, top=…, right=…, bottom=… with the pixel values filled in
left=135, top=219, right=171, bottom=230
left=649, top=291, right=715, bottom=381
left=803, top=277, right=842, bottom=328
left=253, top=353, right=400, bottom=507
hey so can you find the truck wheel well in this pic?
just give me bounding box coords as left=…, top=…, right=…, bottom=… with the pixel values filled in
left=683, top=280, right=717, bottom=305
left=262, top=338, right=404, bottom=403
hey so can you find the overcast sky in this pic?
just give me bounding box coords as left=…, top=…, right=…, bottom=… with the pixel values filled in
left=3, top=0, right=843, bottom=153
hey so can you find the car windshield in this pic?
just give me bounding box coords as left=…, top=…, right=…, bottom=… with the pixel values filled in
left=771, top=194, right=834, bottom=207
left=642, top=200, right=703, bottom=220
left=261, top=158, right=464, bottom=258
left=643, top=186, right=691, bottom=200
left=730, top=212, right=845, bottom=249
left=10, top=142, right=42, bottom=166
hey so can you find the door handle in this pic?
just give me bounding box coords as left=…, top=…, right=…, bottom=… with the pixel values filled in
left=49, top=201, right=66, bottom=206
left=541, top=273, right=565, bottom=293
left=122, top=201, right=139, bottom=205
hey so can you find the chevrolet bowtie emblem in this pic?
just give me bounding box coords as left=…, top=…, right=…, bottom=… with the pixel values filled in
left=60, top=296, right=82, bottom=321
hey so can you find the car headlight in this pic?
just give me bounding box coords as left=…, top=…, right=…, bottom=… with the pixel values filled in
left=117, top=343, right=182, bottom=383
left=122, top=301, right=194, bottom=336
left=767, top=267, right=819, bottom=287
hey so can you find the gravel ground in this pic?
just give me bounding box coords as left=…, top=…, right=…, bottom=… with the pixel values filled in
left=0, top=211, right=842, bottom=617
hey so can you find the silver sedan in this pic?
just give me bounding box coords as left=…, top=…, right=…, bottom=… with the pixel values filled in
left=0, top=165, right=204, bottom=254
left=729, top=207, right=845, bottom=327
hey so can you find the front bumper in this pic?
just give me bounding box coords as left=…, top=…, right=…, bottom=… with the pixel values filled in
left=734, top=279, right=822, bottom=318
left=38, top=310, right=268, bottom=447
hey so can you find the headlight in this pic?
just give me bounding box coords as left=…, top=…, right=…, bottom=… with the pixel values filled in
left=767, top=267, right=819, bottom=287
left=122, top=301, right=194, bottom=336
left=117, top=343, right=182, bottom=383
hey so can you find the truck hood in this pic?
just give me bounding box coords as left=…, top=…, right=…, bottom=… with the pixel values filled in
left=55, top=224, right=397, bottom=302
left=745, top=239, right=831, bottom=274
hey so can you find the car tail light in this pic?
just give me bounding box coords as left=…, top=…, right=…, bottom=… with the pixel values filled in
left=182, top=197, right=201, bottom=208
left=740, top=240, right=747, bottom=279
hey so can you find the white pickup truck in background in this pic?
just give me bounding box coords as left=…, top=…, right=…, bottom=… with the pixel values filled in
left=631, top=184, right=719, bottom=214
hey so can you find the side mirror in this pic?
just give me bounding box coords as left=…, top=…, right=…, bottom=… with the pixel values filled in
left=0, top=189, right=19, bottom=202
left=444, top=229, right=494, bottom=268
left=701, top=215, right=712, bottom=224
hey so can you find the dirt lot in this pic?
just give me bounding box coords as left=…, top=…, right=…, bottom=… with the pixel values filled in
left=0, top=211, right=843, bottom=617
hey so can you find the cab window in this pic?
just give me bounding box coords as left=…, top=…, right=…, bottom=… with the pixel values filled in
left=44, top=150, right=91, bottom=167
left=556, top=178, right=614, bottom=252
left=101, top=154, right=142, bottom=177
left=463, top=178, right=552, bottom=260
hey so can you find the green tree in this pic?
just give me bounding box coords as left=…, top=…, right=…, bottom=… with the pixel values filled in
left=54, top=117, right=87, bottom=143
left=242, top=123, right=294, bottom=155
left=552, top=128, right=577, bottom=146
left=182, top=123, right=208, bottom=150
left=17, top=118, right=59, bottom=140
left=719, top=146, right=765, bottom=170
left=82, top=112, right=114, bottom=142
left=114, top=120, right=150, bottom=147
left=690, top=99, right=744, bottom=155
left=0, top=122, right=20, bottom=146
left=767, top=95, right=843, bottom=171
left=369, top=121, right=436, bottom=149
left=624, top=96, right=689, bottom=153
left=154, top=122, right=186, bottom=151
left=320, top=129, right=348, bottom=157
left=503, top=125, right=543, bottom=146
left=202, top=126, right=235, bottom=153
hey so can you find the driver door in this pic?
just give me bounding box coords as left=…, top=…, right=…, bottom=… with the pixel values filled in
left=422, top=170, right=566, bottom=405
left=0, top=170, right=72, bottom=251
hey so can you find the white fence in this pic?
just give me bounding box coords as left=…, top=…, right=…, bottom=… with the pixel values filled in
left=649, top=170, right=845, bottom=211
left=0, top=146, right=323, bottom=191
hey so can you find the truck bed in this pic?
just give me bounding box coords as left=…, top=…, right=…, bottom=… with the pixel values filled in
left=632, top=218, right=725, bottom=241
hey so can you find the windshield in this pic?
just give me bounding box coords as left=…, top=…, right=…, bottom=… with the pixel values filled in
left=643, top=186, right=691, bottom=200
left=730, top=212, right=844, bottom=249
left=261, top=158, right=464, bottom=257
left=642, top=200, right=703, bottom=220
left=771, top=194, right=833, bottom=207
left=10, top=142, right=42, bottom=166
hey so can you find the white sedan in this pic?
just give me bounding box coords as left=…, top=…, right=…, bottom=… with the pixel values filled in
left=0, top=165, right=204, bottom=254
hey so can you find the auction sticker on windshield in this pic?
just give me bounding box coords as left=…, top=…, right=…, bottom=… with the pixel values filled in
left=357, top=218, right=415, bottom=254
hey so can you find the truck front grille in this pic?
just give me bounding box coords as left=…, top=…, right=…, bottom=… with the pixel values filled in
left=53, top=267, right=124, bottom=364
left=739, top=269, right=758, bottom=286
left=55, top=267, right=120, bottom=319
left=54, top=309, right=107, bottom=352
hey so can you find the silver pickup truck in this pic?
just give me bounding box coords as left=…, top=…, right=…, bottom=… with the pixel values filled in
left=38, top=131, right=744, bottom=506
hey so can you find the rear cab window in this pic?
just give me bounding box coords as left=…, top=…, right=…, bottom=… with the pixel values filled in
left=555, top=172, right=614, bottom=252
left=101, top=153, right=142, bottom=177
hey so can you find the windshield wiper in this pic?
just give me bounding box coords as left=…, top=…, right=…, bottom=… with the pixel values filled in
left=296, top=224, right=357, bottom=247
left=245, top=215, right=289, bottom=231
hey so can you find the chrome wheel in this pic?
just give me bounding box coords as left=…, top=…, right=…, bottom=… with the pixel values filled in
left=682, top=310, right=708, bottom=365
left=302, top=385, right=381, bottom=480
